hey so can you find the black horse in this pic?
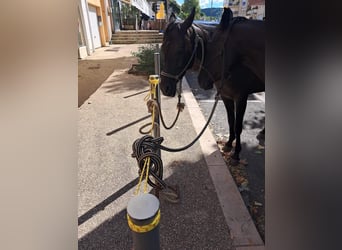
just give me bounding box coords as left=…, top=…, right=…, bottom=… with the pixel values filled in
left=197, top=8, right=265, bottom=162
left=160, top=8, right=265, bottom=164
left=198, top=7, right=265, bottom=87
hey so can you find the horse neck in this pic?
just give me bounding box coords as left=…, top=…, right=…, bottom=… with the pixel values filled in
left=188, top=24, right=210, bottom=67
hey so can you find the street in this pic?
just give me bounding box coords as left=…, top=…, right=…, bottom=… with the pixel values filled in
left=185, top=69, right=265, bottom=240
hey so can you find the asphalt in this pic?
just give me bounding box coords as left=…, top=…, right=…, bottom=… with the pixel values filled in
left=78, top=44, right=264, bottom=250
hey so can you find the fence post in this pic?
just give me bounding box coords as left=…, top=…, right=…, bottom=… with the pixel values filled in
left=127, top=193, right=161, bottom=250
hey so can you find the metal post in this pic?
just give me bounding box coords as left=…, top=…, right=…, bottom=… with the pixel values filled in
left=153, top=48, right=162, bottom=198
left=153, top=50, right=161, bottom=139
left=127, top=193, right=160, bottom=250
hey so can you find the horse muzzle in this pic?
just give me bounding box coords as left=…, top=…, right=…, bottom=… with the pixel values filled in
left=160, top=77, right=177, bottom=97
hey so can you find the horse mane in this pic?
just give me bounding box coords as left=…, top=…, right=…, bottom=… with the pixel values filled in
left=220, top=16, right=248, bottom=31
left=165, top=20, right=176, bottom=32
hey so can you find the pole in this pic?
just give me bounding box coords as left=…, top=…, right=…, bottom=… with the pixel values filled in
left=154, top=49, right=161, bottom=139
left=153, top=47, right=162, bottom=198
left=127, top=193, right=161, bottom=250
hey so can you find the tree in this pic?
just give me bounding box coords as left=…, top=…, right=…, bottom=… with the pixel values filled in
left=179, top=0, right=201, bottom=20
left=168, top=0, right=181, bottom=15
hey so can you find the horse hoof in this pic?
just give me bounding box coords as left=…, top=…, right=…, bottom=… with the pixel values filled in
left=223, top=145, right=233, bottom=152
left=230, top=158, right=240, bottom=166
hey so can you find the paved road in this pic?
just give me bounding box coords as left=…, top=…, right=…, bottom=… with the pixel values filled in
left=185, top=69, right=265, bottom=237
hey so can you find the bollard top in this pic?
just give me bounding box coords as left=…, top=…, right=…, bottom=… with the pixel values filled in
left=127, top=193, right=160, bottom=221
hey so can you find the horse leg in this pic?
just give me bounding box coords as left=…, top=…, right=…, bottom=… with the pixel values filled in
left=222, top=97, right=235, bottom=152
left=231, top=94, right=248, bottom=165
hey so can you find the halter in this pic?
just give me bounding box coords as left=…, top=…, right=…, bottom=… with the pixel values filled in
left=161, top=26, right=205, bottom=82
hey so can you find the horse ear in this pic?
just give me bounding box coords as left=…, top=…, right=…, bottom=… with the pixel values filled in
left=180, top=7, right=195, bottom=33
left=220, top=7, right=233, bottom=30
left=169, top=12, right=176, bottom=23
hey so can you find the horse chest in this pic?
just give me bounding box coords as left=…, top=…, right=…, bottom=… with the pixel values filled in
left=215, top=81, right=240, bottom=100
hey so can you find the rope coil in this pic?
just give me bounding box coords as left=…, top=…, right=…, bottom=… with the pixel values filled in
left=131, top=135, right=180, bottom=203
left=132, top=135, right=165, bottom=190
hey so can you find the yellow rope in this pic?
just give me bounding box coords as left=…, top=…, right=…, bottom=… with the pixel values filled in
left=144, top=92, right=151, bottom=102
left=135, top=157, right=148, bottom=195
left=144, top=157, right=150, bottom=193
left=135, top=76, right=159, bottom=195
left=134, top=155, right=152, bottom=195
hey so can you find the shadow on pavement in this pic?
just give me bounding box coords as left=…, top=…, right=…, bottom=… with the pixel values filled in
left=78, top=178, right=139, bottom=226
left=101, top=74, right=149, bottom=95
left=78, top=158, right=234, bottom=250
left=106, top=115, right=151, bottom=136
left=104, top=47, right=121, bottom=52
left=78, top=56, right=137, bottom=107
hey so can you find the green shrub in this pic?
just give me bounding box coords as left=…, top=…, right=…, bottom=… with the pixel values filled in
left=131, top=44, right=160, bottom=75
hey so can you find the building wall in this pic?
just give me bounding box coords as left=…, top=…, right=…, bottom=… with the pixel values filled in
left=78, top=0, right=115, bottom=58
left=102, top=0, right=112, bottom=42
left=87, top=0, right=106, bottom=46
left=79, top=0, right=94, bottom=56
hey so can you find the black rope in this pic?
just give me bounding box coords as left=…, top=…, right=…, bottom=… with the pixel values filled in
left=131, top=135, right=166, bottom=189
left=158, top=79, right=185, bottom=130
left=158, top=94, right=219, bottom=152
left=154, top=98, right=184, bottom=130
left=131, top=92, right=219, bottom=197
left=131, top=135, right=180, bottom=203
left=134, top=93, right=220, bottom=154
left=139, top=92, right=184, bottom=134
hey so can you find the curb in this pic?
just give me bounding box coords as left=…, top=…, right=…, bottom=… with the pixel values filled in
left=182, top=78, right=265, bottom=249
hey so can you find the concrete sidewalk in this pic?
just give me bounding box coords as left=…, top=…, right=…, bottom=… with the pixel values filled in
left=78, top=44, right=264, bottom=250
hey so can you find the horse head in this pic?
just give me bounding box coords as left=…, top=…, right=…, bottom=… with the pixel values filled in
left=160, top=8, right=196, bottom=97
left=198, top=8, right=233, bottom=89
left=198, top=7, right=265, bottom=88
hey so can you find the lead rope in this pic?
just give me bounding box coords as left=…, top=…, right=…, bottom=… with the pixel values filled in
left=134, top=81, right=158, bottom=196
left=134, top=79, right=180, bottom=203
left=134, top=89, right=220, bottom=154
left=133, top=24, right=221, bottom=201
left=133, top=79, right=220, bottom=201
left=139, top=88, right=184, bottom=133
